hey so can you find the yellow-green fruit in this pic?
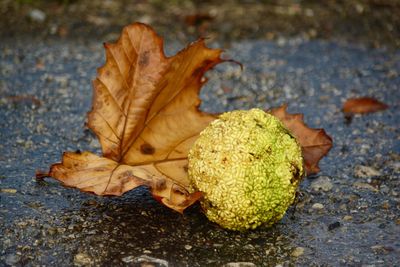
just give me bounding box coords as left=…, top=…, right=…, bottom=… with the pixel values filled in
left=188, top=108, right=304, bottom=231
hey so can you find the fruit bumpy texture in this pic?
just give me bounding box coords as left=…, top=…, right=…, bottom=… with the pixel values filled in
left=188, top=109, right=304, bottom=231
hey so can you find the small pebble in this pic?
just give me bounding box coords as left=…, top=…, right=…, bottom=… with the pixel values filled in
left=310, top=176, right=333, bottom=192
left=28, top=9, right=46, bottom=23
left=223, top=262, right=256, bottom=267
left=184, top=245, right=192, bottom=250
left=343, top=215, right=353, bottom=221
left=353, top=182, right=378, bottom=192
left=312, top=203, right=324, bottom=210
left=354, top=165, right=381, bottom=178
left=132, top=255, right=169, bottom=267
left=121, top=256, right=135, bottom=263
left=291, top=247, right=305, bottom=257
left=73, top=253, right=92, bottom=266
left=1, top=188, right=17, bottom=193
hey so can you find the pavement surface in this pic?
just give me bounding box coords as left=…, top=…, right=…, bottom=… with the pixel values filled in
left=1, top=1, right=400, bottom=267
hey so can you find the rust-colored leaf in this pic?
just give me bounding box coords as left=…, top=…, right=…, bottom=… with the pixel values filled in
left=342, top=97, right=388, bottom=114
left=184, top=13, right=213, bottom=26
left=269, top=105, right=333, bottom=175
left=6, top=95, right=42, bottom=107
left=44, top=23, right=223, bottom=212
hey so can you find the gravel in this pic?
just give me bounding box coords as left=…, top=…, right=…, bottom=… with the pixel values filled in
left=1, top=31, right=399, bottom=266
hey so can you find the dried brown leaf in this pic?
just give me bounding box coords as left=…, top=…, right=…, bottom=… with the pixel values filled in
left=6, top=95, right=41, bottom=107
left=342, top=97, right=388, bottom=114
left=269, top=105, right=333, bottom=175
left=45, top=23, right=223, bottom=212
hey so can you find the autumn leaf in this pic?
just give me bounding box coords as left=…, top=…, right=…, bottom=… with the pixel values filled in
left=269, top=105, right=333, bottom=175
left=342, top=97, right=388, bottom=114
left=44, top=22, right=223, bottom=213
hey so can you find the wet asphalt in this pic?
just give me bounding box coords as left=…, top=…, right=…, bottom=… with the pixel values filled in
left=0, top=34, right=399, bottom=266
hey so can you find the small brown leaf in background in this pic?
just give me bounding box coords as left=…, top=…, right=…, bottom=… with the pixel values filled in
left=6, top=95, right=42, bottom=108
left=342, top=97, right=388, bottom=114
left=184, top=13, right=213, bottom=26
left=269, top=105, right=333, bottom=175
left=184, top=13, right=214, bottom=36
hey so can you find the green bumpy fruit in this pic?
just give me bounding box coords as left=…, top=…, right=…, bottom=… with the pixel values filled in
left=188, top=108, right=304, bottom=231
